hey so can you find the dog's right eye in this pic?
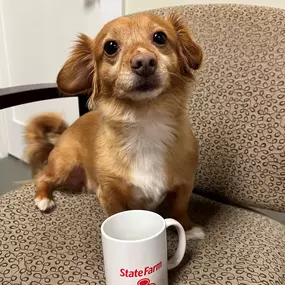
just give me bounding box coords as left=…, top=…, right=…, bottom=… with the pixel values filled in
left=153, top=31, right=167, bottom=46
left=104, top=41, right=119, bottom=55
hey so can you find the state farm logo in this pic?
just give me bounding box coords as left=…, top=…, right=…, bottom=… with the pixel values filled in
left=120, top=261, right=162, bottom=279
left=137, top=278, right=156, bottom=285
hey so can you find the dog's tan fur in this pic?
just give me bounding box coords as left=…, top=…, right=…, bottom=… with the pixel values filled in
left=24, top=13, right=204, bottom=237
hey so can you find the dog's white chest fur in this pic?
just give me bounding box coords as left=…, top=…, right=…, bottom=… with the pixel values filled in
left=124, top=111, right=174, bottom=209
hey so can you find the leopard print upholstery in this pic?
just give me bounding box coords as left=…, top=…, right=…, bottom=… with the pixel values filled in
left=152, top=4, right=285, bottom=212
left=0, top=185, right=284, bottom=284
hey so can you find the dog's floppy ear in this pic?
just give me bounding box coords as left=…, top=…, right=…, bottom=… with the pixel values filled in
left=168, top=13, right=203, bottom=75
left=57, top=33, right=95, bottom=95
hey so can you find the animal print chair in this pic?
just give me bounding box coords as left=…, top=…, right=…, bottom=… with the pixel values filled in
left=0, top=4, right=284, bottom=284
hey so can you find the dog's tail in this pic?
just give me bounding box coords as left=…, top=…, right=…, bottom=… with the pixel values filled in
left=24, top=113, right=68, bottom=176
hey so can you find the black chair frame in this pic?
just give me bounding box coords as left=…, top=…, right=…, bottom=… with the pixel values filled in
left=0, top=83, right=89, bottom=115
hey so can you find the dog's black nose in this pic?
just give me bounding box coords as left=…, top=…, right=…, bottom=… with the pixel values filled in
left=130, top=53, right=157, bottom=77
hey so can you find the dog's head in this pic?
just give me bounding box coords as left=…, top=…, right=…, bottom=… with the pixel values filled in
left=57, top=13, right=202, bottom=107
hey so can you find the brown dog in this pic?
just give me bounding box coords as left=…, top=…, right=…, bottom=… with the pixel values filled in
left=25, top=13, right=204, bottom=239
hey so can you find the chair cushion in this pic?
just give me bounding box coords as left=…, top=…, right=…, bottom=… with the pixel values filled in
left=0, top=185, right=284, bottom=284
left=151, top=4, right=285, bottom=212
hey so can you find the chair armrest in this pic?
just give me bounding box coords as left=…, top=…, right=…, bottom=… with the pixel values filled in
left=0, top=83, right=89, bottom=115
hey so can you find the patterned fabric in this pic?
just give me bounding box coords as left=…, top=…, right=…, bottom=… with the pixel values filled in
left=0, top=185, right=284, bottom=284
left=152, top=5, right=285, bottom=212
left=1, top=4, right=285, bottom=285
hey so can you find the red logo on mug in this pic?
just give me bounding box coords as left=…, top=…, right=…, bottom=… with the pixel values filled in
left=137, top=278, right=156, bottom=285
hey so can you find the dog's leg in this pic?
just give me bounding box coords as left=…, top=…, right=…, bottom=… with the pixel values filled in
left=34, top=149, right=79, bottom=212
left=34, top=180, right=55, bottom=211
left=170, top=184, right=205, bottom=240
left=97, top=182, right=130, bottom=216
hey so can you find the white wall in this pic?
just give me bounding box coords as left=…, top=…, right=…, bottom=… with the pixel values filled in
left=0, top=1, right=10, bottom=158
left=0, top=0, right=123, bottom=159
left=125, top=0, right=285, bottom=14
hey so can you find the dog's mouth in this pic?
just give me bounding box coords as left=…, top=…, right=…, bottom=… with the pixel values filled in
left=129, top=76, right=161, bottom=93
left=116, top=72, right=166, bottom=100
left=134, top=82, right=159, bottom=92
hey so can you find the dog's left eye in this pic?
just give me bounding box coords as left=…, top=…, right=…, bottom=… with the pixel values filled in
left=104, top=40, right=119, bottom=55
left=153, top=31, right=167, bottom=46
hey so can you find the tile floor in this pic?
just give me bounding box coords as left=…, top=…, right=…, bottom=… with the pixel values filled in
left=0, top=155, right=31, bottom=195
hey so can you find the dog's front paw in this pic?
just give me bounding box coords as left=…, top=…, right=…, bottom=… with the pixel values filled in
left=35, top=198, right=55, bottom=212
left=186, top=226, right=205, bottom=240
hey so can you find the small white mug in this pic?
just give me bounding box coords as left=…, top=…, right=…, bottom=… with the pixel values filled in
left=101, top=210, right=186, bottom=285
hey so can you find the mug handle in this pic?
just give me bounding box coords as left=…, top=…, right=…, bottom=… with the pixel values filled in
left=165, top=218, right=186, bottom=270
